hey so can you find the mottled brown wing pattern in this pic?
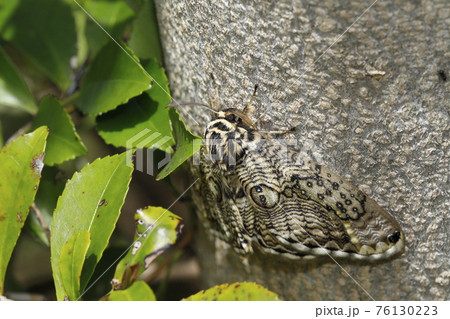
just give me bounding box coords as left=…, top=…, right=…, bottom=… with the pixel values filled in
left=234, top=139, right=405, bottom=260
left=198, top=153, right=252, bottom=254
left=196, top=104, right=405, bottom=261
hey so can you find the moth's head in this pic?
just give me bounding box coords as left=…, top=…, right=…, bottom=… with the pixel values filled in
left=215, top=108, right=256, bottom=129
left=210, top=83, right=258, bottom=127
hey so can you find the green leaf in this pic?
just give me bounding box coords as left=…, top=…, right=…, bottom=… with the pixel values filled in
left=0, top=0, right=76, bottom=90
left=108, top=281, right=156, bottom=301
left=83, top=0, right=135, bottom=59
left=76, top=41, right=152, bottom=115
left=144, top=59, right=171, bottom=107
left=129, top=0, right=163, bottom=62
left=0, top=126, right=48, bottom=294
left=51, top=151, right=133, bottom=300
left=156, top=108, right=202, bottom=180
left=112, top=206, right=182, bottom=290
left=0, top=0, right=19, bottom=31
left=183, top=282, right=280, bottom=301
left=0, top=48, right=37, bottom=113
left=29, top=166, right=66, bottom=246
left=72, top=7, right=89, bottom=68
left=96, top=59, right=173, bottom=153
left=30, top=96, right=87, bottom=165
left=97, top=60, right=175, bottom=153
left=84, top=0, right=135, bottom=34
left=59, top=230, right=91, bottom=301
left=96, top=94, right=174, bottom=154
left=26, top=207, right=50, bottom=247
left=35, top=166, right=66, bottom=221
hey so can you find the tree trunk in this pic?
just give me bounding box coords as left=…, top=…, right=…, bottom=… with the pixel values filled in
left=154, top=0, right=449, bottom=300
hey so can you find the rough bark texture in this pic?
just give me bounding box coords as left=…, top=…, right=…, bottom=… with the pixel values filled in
left=154, top=0, right=449, bottom=300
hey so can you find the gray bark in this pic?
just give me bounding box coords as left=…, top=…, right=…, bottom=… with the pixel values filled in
left=154, top=0, right=449, bottom=300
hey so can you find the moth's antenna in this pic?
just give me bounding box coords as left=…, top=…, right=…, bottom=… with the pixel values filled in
left=210, top=73, right=221, bottom=111
left=243, top=84, right=258, bottom=116
left=166, top=102, right=220, bottom=114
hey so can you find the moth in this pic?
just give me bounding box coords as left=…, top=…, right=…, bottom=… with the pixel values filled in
left=192, top=79, right=405, bottom=261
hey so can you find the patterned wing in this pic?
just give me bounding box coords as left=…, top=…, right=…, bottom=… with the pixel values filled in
left=236, top=139, right=405, bottom=261
left=197, top=151, right=253, bottom=254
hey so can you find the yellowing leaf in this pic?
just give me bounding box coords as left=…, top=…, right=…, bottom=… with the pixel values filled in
left=112, top=206, right=182, bottom=290
left=108, top=281, right=156, bottom=301
left=183, top=282, right=280, bottom=301
left=0, top=127, right=48, bottom=294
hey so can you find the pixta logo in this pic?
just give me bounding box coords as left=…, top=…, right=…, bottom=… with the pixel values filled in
left=126, top=129, right=172, bottom=176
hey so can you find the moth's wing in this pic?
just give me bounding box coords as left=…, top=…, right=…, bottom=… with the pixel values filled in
left=235, top=146, right=351, bottom=258
left=240, top=141, right=405, bottom=260
left=281, top=151, right=405, bottom=260
left=197, top=151, right=252, bottom=254
left=251, top=195, right=356, bottom=258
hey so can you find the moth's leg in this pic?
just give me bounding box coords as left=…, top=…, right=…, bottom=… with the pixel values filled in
left=242, top=84, right=258, bottom=117
left=259, top=127, right=297, bottom=138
